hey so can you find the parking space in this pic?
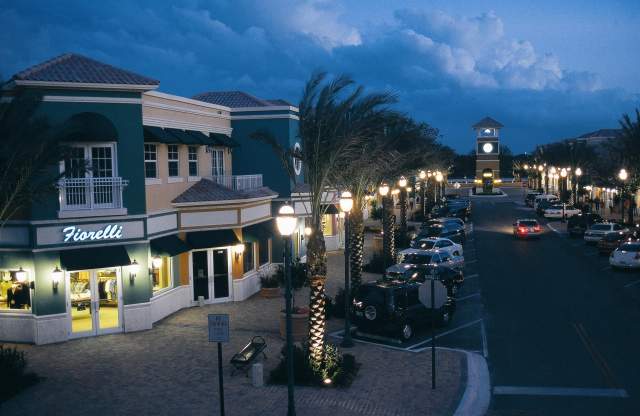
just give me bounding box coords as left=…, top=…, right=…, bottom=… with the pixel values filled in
left=330, top=221, right=488, bottom=356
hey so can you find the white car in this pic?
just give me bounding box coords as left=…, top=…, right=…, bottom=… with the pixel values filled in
left=543, top=204, right=581, bottom=219
left=609, top=242, right=640, bottom=269
left=411, top=237, right=463, bottom=257
left=584, top=223, right=628, bottom=243
left=533, top=194, right=559, bottom=210
left=396, top=248, right=465, bottom=272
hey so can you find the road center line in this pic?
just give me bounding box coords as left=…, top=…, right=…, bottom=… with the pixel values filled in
left=464, top=273, right=479, bottom=280
left=457, top=293, right=480, bottom=301
left=624, top=279, right=640, bottom=288
left=573, top=322, right=619, bottom=388
left=480, top=319, right=488, bottom=359
left=492, top=386, right=628, bottom=398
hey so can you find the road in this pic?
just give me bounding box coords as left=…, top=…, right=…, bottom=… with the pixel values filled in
left=474, top=186, right=640, bottom=415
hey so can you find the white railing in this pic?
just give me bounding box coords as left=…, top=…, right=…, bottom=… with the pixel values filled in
left=209, top=174, right=263, bottom=190
left=57, top=177, right=129, bottom=211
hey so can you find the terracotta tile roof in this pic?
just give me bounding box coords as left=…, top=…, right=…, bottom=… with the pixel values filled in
left=472, top=117, right=504, bottom=129
left=172, top=178, right=278, bottom=204
left=12, top=53, right=159, bottom=86
left=192, top=91, right=292, bottom=108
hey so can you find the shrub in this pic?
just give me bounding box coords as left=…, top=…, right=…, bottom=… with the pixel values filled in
left=0, top=345, right=38, bottom=402
left=363, top=253, right=385, bottom=273
left=259, top=271, right=279, bottom=288
left=269, top=343, right=360, bottom=388
left=370, top=207, right=383, bottom=221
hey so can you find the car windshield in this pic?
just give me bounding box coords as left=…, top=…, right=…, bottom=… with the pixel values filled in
left=549, top=205, right=563, bottom=209
left=591, top=224, right=611, bottom=231
left=402, top=254, right=433, bottom=264
left=425, top=226, right=443, bottom=236
left=603, top=233, right=623, bottom=241
left=417, top=240, right=436, bottom=249
left=519, top=221, right=538, bottom=227
left=620, top=243, right=640, bottom=252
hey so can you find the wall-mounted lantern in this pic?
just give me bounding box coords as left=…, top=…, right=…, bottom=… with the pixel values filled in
left=51, top=266, right=63, bottom=293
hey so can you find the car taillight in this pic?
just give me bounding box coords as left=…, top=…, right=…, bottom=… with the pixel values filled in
left=518, top=227, right=527, bottom=233
left=534, top=225, right=541, bottom=232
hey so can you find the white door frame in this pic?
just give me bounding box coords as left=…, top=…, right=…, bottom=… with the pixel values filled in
left=188, top=247, right=233, bottom=304
left=66, top=267, right=123, bottom=339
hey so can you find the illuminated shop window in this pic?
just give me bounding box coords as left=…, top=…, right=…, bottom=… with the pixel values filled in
left=0, top=270, right=31, bottom=311
left=151, top=256, right=172, bottom=293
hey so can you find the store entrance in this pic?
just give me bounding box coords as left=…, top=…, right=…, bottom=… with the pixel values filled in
left=191, top=248, right=231, bottom=302
left=67, top=268, right=122, bottom=338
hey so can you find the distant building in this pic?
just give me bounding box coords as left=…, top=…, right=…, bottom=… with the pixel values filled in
left=473, top=116, right=503, bottom=192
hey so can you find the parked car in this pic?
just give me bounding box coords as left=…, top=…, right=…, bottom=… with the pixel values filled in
left=383, top=262, right=464, bottom=294
left=418, top=223, right=466, bottom=244
left=533, top=194, right=559, bottom=210
left=584, top=223, right=628, bottom=243
left=597, top=231, right=634, bottom=255
left=525, top=191, right=542, bottom=207
left=609, top=241, right=640, bottom=270
left=352, top=269, right=456, bottom=340
left=536, top=199, right=560, bottom=216
left=421, top=217, right=465, bottom=229
left=513, top=219, right=543, bottom=239
left=411, top=237, right=463, bottom=256
left=395, top=248, right=464, bottom=273
left=567, top=213, right=603, bottom=237
left=543, top=204, right=582, bottom=219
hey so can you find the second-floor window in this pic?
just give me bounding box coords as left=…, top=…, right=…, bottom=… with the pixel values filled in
left=211, top=149, right=224, bottom=176
left=168, top=145, right=179, bottom=177
left=188, top=146, right=198, bottom=176
left=144, top=144, right=157, bottom=178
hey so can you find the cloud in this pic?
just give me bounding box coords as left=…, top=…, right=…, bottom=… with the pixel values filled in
left=0, top=1, right=636, bottom=152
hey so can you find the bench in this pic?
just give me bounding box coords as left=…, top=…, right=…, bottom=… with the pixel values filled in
left=230, top=336, right=267, bottom=376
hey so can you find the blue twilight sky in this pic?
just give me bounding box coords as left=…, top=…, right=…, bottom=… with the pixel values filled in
left=1, top=0, right=639, bottom=153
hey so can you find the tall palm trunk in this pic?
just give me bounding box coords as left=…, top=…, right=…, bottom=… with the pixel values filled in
left=382, top=196, right=396, bottom=266
left=349, top=206, right=364, bottom=294
left=306, top=225, right=327, bottom=366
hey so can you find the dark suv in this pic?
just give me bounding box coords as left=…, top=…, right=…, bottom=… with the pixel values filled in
left=352, top=267, right=456, bottom=341
left=418, top=223, right=466, bottom=244
left=567, top=213, right=603, bottom=237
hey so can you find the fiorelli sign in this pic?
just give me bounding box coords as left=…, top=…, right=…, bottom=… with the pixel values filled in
left=62, top=224, right=123, bottom=243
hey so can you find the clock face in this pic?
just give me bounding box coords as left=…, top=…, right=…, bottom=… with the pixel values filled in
left=293, top=142, right=302, bottom=175
left=482, top=142, right=494, bottom=153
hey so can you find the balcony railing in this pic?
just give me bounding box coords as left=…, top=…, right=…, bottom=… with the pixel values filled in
left=209, top=174, right=263, bottom=190
left=57, top=177, right=129, bottom=211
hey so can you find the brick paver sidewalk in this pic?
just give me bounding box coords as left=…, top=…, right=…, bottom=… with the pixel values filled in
left=2, top=249, right=466, bottom=416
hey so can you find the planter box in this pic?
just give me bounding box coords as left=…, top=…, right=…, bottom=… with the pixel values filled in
left=279, top=311, right=309, bottom=343
left=260, top=287, right=280, bottom=298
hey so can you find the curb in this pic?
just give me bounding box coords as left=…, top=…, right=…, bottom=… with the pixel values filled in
left=453, top=351, right=491, bottom=416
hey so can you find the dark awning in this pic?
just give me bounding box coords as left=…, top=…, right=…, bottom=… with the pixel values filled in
left=165, top=128, right=201, bottom=145
left=58, top=112, right=119, bottom=142
left=186, top=229, right=240, bottom=249
left=243, top=221, right=274, bottom=242
left=144, top=126, right=177, bottom=144
left=60, top=245, right=131, bottom=271
left=185, top=130, right=210, bottom=144
left=210, top=133, right=239, bottom=147
left=150, top=235, right=191, bottom=257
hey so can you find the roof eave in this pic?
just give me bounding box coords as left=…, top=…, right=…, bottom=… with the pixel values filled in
left=13, top=80, right=159, bottom=92
left=172, top=194, right=278, bottom=207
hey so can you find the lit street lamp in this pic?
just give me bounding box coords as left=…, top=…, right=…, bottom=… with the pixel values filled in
left=435, top=171, right=444, bottom=202
left=419, top=170, right=427, bottom=219
left=339, top=191, right=354, bottom=348
left=618, top=169, right=629, bottom=223
left=398, top=176, right=408, bottom=237
left=574, top=167, right=582, bottom=205
left=276, top=204, right=297, bottom=416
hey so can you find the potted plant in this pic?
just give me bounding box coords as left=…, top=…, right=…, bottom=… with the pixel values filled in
left=259, top=269, right=280, bottom=298
left=277, top=259, right=309, bottom=342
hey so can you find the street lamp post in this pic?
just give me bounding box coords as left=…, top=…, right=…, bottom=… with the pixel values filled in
left=574, top=167, right=582, bottom=206
left=419, top=170, right=427, bottom=219
left=379, top=183, right=394, bottom=269
left=339, top=191, right=354, bottom=348
left=276, top=204, right=298, bottom=416
left=538, top=165, right=544, bottom=191
left=560, top=168, right=568, bottom=222
left=435, top=171, right=444, bottom=203
left=398, top=176, right=408, bottom=237
left=618, top=169, right=628, bottom=223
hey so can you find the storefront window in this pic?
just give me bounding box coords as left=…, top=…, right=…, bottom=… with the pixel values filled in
left=188, top=146, right=198, bottom=176
left=151, top=256, right=172, bottom=293
left=243, top=242, right=255, bottom=274
left=144, top=144, right=157, bottom=178
left=259, top=238, right=270, bottom=266
left=0, top=270, right=31, bottom=311
left=168, top=145, right=179, bottom=177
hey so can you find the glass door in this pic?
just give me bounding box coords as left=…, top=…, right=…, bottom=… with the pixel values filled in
left=192, top=251, right=209, bottom=301
left=91, top=146, right=114, bottom=207
left=68, top=268, right=122, bottom=338
left=212, top=249, right=230, bottom=299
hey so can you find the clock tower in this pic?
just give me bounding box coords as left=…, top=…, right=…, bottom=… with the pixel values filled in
left=473, top=116, right=503, bottom=193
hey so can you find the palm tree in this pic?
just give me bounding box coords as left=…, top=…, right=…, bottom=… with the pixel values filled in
left=613, top=109, right=640, bottom=222
left=0, top=90, right=70, bottom=228
left=252, top=72, right=395, bottom=367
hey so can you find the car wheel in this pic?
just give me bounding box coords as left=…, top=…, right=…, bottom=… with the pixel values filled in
left=400, top=323, right=413, bottom=340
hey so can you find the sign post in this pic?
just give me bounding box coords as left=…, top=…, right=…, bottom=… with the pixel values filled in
left=419, top=273, right=447, bottom=390
left=208, top=314, right=230, bottom=416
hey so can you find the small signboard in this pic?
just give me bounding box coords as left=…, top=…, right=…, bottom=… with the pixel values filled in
left=418, top=279, right=448, bottom=309
left=208, top=314, right=230, bottom=343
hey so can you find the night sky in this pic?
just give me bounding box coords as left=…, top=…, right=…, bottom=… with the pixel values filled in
left=2, top=0, right=639, bottom=153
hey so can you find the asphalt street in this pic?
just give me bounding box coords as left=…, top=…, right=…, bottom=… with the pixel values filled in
left=475, top=186, right=640, bottom=415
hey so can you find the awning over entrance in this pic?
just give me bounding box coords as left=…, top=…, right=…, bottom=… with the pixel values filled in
left=186, top=229, right=240, bottom=250
left=321, top=204, right=339, bottom=215
left=60, top=245, right=131, bottom=271
left=144, top=126, right=175, bottom=144
left=165, top=128, right=202, bottom=145
left=58, top=112, right=119, bottom=142
left=243, top=221, right=274, bottom=242
left=210, top=133, right=239, bottom=147
left=150, top=235, right=191, bottom=257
